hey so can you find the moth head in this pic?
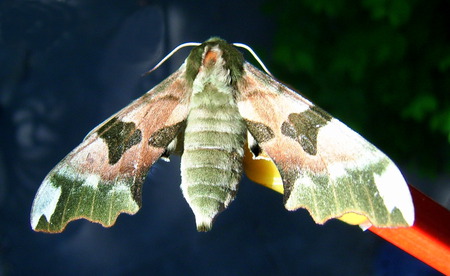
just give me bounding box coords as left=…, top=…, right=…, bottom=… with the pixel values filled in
left=148, top=37, right=271, bottom=84
left=185, top=37, right=245, bottom=86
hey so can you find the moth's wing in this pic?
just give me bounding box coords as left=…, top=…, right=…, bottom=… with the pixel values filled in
left=237, top=62, right=414, bottom=227
left=31, top=64, right=191, bottom=233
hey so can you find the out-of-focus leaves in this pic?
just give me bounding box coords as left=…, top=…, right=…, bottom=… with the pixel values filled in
left=439, top=54, right=450, bottom=72
left=301, top=0, right=346, bottom=17
left=362, top=0, right=412, bottom=27
left=402, top=94, right=437, bottom=121
left=266, top=0, right=449, bottom=175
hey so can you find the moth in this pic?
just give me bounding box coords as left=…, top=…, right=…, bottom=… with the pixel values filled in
left=31, top=37, right=414, bottom=233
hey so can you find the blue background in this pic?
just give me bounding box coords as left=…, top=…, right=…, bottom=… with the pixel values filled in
left=0, top=1, right=443, bottom=275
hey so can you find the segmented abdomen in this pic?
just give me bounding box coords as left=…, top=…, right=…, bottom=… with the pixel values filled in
left=180, top=84, right=246, bottom=231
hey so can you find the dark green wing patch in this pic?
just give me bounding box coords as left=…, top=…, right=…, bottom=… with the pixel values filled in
left=310, top=106, right=332, bottom=122
left=148, top=121, right=185, bottom=148
left=97, top=117, right=142, bottom=165
left=245, top=120, right=275, bottom=143
left=281, top=109, right=331, bottom=155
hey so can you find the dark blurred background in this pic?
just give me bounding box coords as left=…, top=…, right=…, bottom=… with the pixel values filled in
left=0, top=0, right=448, bottom=275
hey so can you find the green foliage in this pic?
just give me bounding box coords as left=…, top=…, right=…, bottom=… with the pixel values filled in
left=266, top=0, right=449, bottom=174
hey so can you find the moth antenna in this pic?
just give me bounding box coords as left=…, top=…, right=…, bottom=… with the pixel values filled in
left=233, top=42, right=273, bottom=76
left=144, top=42, right=202, bottom=75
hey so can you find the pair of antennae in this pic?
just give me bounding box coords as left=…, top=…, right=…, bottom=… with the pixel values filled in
left=147, top=41, right=272, bottom=76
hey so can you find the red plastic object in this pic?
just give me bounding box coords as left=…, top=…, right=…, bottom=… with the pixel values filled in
left=369, top=185, right=450, bottom=274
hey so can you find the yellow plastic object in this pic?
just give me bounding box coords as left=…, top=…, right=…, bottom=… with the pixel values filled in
left=243, top=146, right=284, bottom=194
left=242, top=146, right=370, bottom=226
left=338, top=213, right=371, bottom=226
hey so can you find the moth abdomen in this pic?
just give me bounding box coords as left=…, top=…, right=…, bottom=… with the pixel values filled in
left=181, top=141, right=245, bottom=231
left=181, top=112, right=246, bottom=231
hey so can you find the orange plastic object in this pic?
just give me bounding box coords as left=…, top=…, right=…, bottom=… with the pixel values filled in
left=369, top=186, right=450, bottom=275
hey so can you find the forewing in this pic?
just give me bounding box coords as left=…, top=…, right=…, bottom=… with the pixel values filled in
left=31, top=64, right=191, bottom=233
left=237, top=62, right=414, bottom=227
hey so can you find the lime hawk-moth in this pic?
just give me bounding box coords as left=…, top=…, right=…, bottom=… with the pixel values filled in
left=31, top=37, right=414, bottom=233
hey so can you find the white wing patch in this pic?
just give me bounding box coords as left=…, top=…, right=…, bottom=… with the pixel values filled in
left=30, top=179, right=62, bottom=229
left=373, top=162, right=414, bottom=225
left=109, top=180, right=134, bottom=195
left=83, top=174, right=101, bottom=189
